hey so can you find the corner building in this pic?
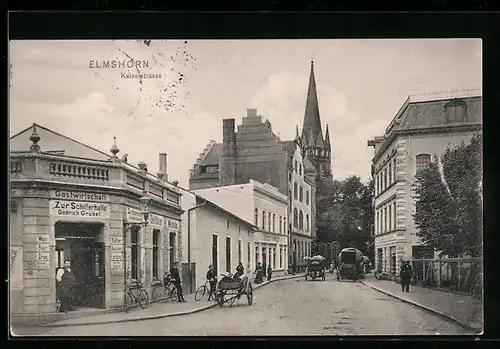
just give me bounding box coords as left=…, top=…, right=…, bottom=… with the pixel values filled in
left=10, top=124, right=183, bottom=324
left=367, top=91, right=482, bottom=278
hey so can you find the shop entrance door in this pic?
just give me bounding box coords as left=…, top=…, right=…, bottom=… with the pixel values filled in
left=55, top=222, right=105, bottom=309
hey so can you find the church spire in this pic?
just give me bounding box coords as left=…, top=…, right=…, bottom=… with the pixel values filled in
left=301, top=60, right=323, bottom=146
left=325, top=124, right=331, bottom=149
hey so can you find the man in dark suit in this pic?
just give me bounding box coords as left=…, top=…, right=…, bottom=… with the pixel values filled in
left=170, top=262, right=186, bottom=302
left=56, top=260, right=76, bottom=312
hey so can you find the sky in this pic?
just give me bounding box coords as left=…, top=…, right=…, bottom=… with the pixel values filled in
left=9, top=39, right=482, bottom=187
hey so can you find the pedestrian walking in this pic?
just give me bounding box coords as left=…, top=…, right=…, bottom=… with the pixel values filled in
left=255, top=262, right=263, bottom=284
left=56, top=260, right=76, bottom=313
left=206, top=265, right=217, bottom=301
left=170, top=262, right=186, bottom=302
left=400, top=260, right=413, bottom=292
left=267, top=264, right=272, bottom=281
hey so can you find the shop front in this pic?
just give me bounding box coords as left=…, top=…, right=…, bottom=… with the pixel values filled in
left=253, top=231, right=288, bottom=276
left=9, top=129, right=183, bottom=324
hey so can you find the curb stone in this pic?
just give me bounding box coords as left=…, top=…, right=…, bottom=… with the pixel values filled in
left=44, top=274, right=304, bottom=328
left=360, top=281, right=482, bottom=333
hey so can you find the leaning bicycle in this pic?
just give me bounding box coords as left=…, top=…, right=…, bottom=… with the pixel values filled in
left=151, top=277, right=178, bottom=303
left=195, top=280, right=216, bottom=301
left=123, top=282, right=149, bottom=313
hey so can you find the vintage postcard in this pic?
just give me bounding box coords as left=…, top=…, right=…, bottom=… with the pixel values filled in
left=9, top=39, right=483, bottom=336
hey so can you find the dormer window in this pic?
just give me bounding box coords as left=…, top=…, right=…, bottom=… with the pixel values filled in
left=444, top=99, right=467, bottom=123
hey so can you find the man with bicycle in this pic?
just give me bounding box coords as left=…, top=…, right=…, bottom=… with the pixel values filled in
left=170, top=262, right=186, bottom=302
left=206, top=265, right=217, bottom=301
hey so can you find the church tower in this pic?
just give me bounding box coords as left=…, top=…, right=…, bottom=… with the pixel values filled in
left=298, top=61, right=332, bottom=181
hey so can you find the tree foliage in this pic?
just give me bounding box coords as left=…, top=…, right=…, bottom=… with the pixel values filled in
left=316, top=175, right=374, bottom=250
left=413, top=133, right=482, bottom=258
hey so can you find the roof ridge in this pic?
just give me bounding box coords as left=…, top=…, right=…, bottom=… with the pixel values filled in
left=11, top=123, right=112, bottom=159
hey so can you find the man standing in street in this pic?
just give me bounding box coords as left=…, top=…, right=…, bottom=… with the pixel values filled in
left=56, top=260, right=76, bottom=313
left=170, top=262, right=186, bottom=302
left=400, top=260, right=413, bottom=292
left=206, top=265, right=216, bottom=301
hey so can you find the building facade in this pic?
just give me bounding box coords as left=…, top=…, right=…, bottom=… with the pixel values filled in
left=282, top=139, right=316, bottom=270
left=193, top=179, right=289, bottom=275
left=9, top=124, right=183, bottom=324
left=367, top=92, right=482, bottom=278
left=179, top=188, right=257, bottom=293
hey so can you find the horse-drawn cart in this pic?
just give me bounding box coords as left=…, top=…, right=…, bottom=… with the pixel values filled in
left=216, top=273, right=253, bottom=308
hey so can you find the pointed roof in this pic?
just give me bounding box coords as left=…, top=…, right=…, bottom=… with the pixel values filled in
left=301, top=60, right=324, bottom=146
left=324, top=124, right=331, bottom=148
left=10, top=123, right=112, bottom=161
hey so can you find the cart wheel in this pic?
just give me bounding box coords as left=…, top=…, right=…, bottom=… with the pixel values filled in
left=123, top=292, right=133, bottom=313
left=139, top=289, right=149, bottom=309
left=218, top=291, right=225, bottom=307
left=195, top=285, right=206, bottom=301
left=247, top=283, right=253, bottom=306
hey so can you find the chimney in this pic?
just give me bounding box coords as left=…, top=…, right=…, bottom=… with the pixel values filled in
left=222, top=118, right=236, bottom=145
left=158, top=153, right=168, bottom=181
left=247, top=108, right=257, bottom=117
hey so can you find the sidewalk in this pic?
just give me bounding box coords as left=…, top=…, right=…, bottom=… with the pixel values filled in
left=361, top=276, right=483, bottom=333
left=43, top=273, right=304, bottom=328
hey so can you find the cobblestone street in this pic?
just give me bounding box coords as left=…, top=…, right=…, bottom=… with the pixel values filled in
left=16, top=276, right=471, bottom=336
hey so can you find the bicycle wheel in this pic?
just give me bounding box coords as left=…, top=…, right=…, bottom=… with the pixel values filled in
left=195, top=285, right=206, bottom=301
left=152, top=285, right=166, bottom=302
left=167, top=285, right=178, bottom=301
left=138, top=289, right=149, bottom=309
left=123, top=292, right=133, bottom=313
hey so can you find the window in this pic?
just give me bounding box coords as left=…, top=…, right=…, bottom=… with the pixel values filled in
left=255, top=246, right=259, bottom=269
left=238, top=240, right=242, bottom=264
left=376, top=175, right=380, bottom=196
left=389, top=204, right=392, bottom=231
left=289, top=190, right=292, bottom=207
left=393, top=201, right=397, bottom=228
left=254, top=208, right=259, bottom=225
left=169, top=232, right=176, bottom=270
left=445, top=99, right=467, bottom=123
left=130, top=226, right=139, bottom=280
left=295, top=160, right=298, bottom=173
left=294, top=182, right=298, bottom=199
left=299, top=186, right=303, bottom=202
left=226, top=220, right=230, bottom=229
left=388, top=162, right=392, bottom=184
left=262, top=210, right=266, bottom=230
left=226, top=237, right=231, bottom=273
left=393, top=158, right=397, bottom=181
left=212, top=234, right=218, bottom=274
left=384, top=206, right=387, bottom=233
left=289, top=172, right=292, bottom=182
left=272, top=214, right=276, bottom=233
left=306, top=190, right=309, bottom=205
left=299, top=210, right=304, bottom=230
left=293, top=208, right=298, bottom=228
left=279, top=246, right=283, bottom=269
left=376, top=211, right=380, bottom=235
left=299, top=164, right=302, bottom=176
left=384, top=168, right=387, bottom=190
left=305, top=214, right=309, bottom=231
left=279, top=216, right=282, bottom=234
left=283, top=218, right=287, bottom=234
left=247, top=241, right=251, bottom=269
left=416, top=154, right=431, bottom=173
left=152, top=229, right=160, bottom=279
left=268, top=212, right=272, bottom=231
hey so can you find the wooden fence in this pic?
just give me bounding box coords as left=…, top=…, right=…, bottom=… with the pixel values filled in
left=411, top=258, right=482, bottom=299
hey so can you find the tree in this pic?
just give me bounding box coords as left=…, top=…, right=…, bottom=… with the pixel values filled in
left=315, top=175, right=374, bottom=256
left=413, top=133, right=482, bottom=258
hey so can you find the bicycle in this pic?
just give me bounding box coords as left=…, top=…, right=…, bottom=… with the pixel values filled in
left=195, top=280, right=216, bottom=301
left=123, top=282, right=149, bottom=313
left=151, top=276, right=178, bottom=303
